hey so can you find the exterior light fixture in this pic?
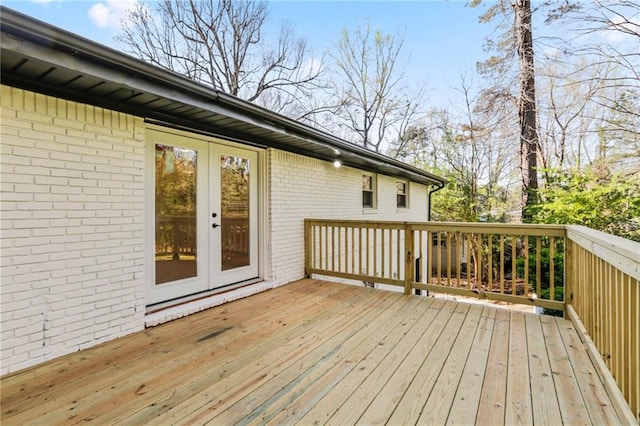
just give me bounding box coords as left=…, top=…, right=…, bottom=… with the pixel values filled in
left=333, top=159, right=342, bottom=168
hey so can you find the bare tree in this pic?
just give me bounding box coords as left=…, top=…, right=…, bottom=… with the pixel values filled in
left=389, top=74, right=516, bottom=222
left=545, top=1, right=639, bottom=123
left=535, top=56, right=612, bottom=175
left=449, top=75, right=515, bottom=221
left=387, top=110, right=445, bottom=167
left=331, top=21, right=423, bottom=153
left=471, top=0, right=541, bottom=222
left=514, top=0, right=540, bottom=221
left=545, top=0, right=640, bottom=174
left=117, top=0, right=324, bottom=116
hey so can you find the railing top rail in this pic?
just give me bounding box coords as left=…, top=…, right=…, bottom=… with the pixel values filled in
left=567, top=225, right=640, bottom=280
left=305, top=219, right=404, bottom=225
left=305, top=219, right=566, bottom=228
left=412, top=221, right=566, bottom=237
left=157, top=215, right=197, bottom=220
left=567, top=225, right=640, bottom=262
left=304, top=219, right=406, bottom=229
left=305, top=219, right=567, bottom=237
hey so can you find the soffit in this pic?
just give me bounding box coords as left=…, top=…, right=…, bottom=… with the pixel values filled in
left=0, top=7, right=445, bottom=187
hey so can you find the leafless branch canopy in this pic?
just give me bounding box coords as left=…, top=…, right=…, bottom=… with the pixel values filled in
left=117, top=0, right=325, bottom=116
left=330, top=22, right=423, bottom=153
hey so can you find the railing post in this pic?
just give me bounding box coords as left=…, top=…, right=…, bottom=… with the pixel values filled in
left=404, top=222, right=414, bottom=295
left=564, top=226, right=572, bottom=318
left=304, top=219, right=311, bottom=278
left=172, top=218, right=181, bottom=260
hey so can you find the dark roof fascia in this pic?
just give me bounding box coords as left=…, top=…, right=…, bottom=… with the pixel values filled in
left=0, top=8, right=282, bottom=135
left=0, top=6, right=445, bottom=187
left=219, top=94, right=446, bottom=187
left=0, top=6, right=224, bottom=108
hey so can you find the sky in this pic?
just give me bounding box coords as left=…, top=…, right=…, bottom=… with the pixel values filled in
left=1, top=0, right=492, bottom=109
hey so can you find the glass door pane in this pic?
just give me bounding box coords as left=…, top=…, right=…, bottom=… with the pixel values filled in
left=220, top=154, right=250, bottom=271
left=155, top=144, right=198, bottom=284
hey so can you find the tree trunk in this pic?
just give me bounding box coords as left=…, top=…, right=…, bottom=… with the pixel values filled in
left=514, top=0, right=539, bottom=222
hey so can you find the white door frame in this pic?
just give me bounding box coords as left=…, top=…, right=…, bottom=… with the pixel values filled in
left=209, top=144, right=259, bottom=288
left=144, top=126, right=263, bottom=306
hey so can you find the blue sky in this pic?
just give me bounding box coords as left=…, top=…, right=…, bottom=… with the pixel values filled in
left=2, top=0, right=491, bottom=108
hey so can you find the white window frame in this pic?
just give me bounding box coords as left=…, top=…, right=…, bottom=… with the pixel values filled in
left=396, top=180, right=409, bottom=209
left=362, top=173, right=377, bottom=209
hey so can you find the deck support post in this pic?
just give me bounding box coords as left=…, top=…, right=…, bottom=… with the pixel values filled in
left=563, top=228, right=572, bottom=318
left=404, top=222, right=414, bottom=295
left=304, top=219, right=311, bottom=278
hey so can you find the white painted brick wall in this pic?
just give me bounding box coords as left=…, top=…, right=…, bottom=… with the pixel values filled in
left=267, top=149, right=430, bottom=286
left=0, top=86, right=436, bottom=373
left=0, top=86, right=146, bottom=375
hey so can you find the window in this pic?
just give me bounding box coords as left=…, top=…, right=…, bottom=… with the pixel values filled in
left=362, top=174, right=375, bottom=208
left=396, top=181, right=408, bottom=208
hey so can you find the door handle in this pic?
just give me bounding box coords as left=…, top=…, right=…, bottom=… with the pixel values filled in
left=212, top=223, right=220, bottom=229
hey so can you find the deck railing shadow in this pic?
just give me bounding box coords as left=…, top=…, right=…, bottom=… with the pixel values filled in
left=304, top=219, right=639, bottom=422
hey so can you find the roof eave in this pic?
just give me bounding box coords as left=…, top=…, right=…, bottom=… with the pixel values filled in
left=0, top=6, right=446, bottom=187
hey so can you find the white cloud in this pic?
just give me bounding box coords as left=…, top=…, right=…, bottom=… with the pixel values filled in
left=603, top=16, right=640, bottom=43
left=300, top=57, right=323, bottom=77
left=542, top=46, right=562, bottom=59
left=88, top=0, right=136, bottom=30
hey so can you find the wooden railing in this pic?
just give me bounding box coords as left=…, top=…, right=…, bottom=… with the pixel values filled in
left=156, top=216, right=249, bottom=263
left=156, top=215, right=196, bottom=259
left=304, top=219, right=639, bottom=421
left=304, top=220, right=566, bottom=312
left=565, top=225, right=639, bottom=423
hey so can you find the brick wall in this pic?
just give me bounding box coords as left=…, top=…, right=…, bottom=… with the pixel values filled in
left=0, top=86, right=146, bottom=375
left=267, top=149, right=430, bottom=285
left=0, top=85, right=435, bottom=374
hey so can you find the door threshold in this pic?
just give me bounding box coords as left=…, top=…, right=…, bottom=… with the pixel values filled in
left=145, top=279, right=268, bottom=327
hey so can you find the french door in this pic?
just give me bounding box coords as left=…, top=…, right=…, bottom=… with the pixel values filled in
left=146, top=129, right=259, bottom=305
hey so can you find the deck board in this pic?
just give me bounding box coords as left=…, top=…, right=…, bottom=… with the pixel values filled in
left=418, top=304, right=484, bottom=425
left=273, top=295, right=426, bottom=426
left=326, top=295, right=436, bottom=425
left=446, top=306, right=495, bottom=425
left=386, top=301, right=470, bottom=425
left=476, top=307, right=510, bottom=424
left=525, top=312, right=563, bottom=425
left=506, top=311, right=533, bottom=425
left=356, top=299, right=447, bottom=425
left=539, top=314, right=592, bottom=425
left=212, top=292, right=420, bottom=425
left=0, top=279, right=625, bottom=425
left=555, top=316, right=623, bottom=425
left=140, top=283, right=399, bottom=424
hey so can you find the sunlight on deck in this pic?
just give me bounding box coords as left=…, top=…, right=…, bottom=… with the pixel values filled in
left=0, top=279, right=623, bottom=425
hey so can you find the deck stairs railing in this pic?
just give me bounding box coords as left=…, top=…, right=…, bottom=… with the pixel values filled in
left=304, top=219, right=639, bottom=423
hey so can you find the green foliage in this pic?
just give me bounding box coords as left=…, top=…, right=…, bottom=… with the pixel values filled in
left=516, top=245, right=564, bottom=317
left=431, top=179, right=476, bottom=222
left=516, top=246, right=564, bottom=292
left=430, top=172, right=512, bottom=223
left=540, top=285, right=565, bottom=317
left=155, top=146, right=197, bottom=217
left=540, top=286, right=565, bottom=304
left=533, top=169, right=640, bottom=241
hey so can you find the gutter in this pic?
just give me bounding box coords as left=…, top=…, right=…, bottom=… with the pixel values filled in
left=416, top=181, right=445, bottom=297
left=0, top=5, right=223, bottom=105
left=1, top=6, right=446, bottom=188
left=428, top=182, right=446, bottom=222
left=215, top=91, right=446, bottom=186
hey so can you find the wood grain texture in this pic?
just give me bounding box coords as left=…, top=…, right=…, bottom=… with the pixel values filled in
left=0, top=279, right=626, bottom=425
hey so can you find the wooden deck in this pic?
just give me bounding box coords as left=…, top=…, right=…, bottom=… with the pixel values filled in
left=1, top=279, right=624, bottom=425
